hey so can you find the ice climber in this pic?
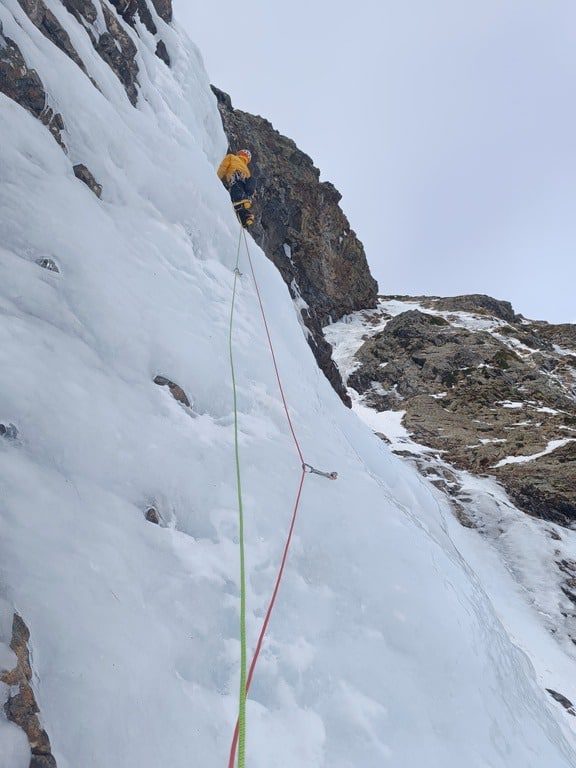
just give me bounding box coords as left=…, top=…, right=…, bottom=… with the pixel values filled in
left=217, top=148, right=256, bottom=227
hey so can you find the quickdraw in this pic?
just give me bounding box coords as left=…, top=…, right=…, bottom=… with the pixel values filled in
left=303, top=463, right=338, bottom=481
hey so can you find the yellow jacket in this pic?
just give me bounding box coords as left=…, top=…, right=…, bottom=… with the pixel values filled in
left=217, top=153, right=251, bottom=184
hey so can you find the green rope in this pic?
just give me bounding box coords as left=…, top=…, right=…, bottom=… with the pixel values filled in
left=228, top=225, right=247, bottom=768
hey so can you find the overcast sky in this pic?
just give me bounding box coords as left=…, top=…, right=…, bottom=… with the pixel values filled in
left=175, top=1, right=576, bottom=323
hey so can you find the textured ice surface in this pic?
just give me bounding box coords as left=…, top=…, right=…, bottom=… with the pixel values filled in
left=1, top=2, right=576, bottom=766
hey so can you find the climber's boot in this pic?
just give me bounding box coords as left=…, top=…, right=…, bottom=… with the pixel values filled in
left=234, top=199, right=254, bottom=227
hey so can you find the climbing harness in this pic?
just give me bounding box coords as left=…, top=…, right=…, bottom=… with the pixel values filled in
left=227, top=220, right=338, bottom=768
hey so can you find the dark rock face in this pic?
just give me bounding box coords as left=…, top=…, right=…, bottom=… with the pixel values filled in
left=1, top=614, right=57, bottom=767
left=421, top=294, right=519, bottom=323
left=155, top=39, right=170, bottom=65
left=547, top=689, right=576, bottom=716
left=105, top=0, right=172, bottom=67
left=17, top=0, right=88, bottom=74
left=136, top=0, right=158, bottom=32
left=96, top=3, right=139, bottom=105
left=557, top=558, right=576, bottom=614
left=145, top=506, right=160, bottom=524
left=0, top=25, right=66, bottom=148
left=154, top=375, right=191, bottom=407
left=534, top=322, right=576, bottom=351
left=348, top=297, right=576, bottom=526
left=109, top=0, right=156, bottom=35
left=0, top=423, right=19, bottom=439
left=349, top=309, right=529, bottom=400
left=73, top=164, right=102, bottom=197
left=14, top=0, right=174, bottom=113
left=212, top=87, right=378, bottom=405
left=150, top=0, right=172, bottom=22
left=2, top=0, right=173, bottom=148
left=61, top=0, right=98, bottom=24
left=36, top=258, right=60, bottom=273
left=505, top=447, right=576, bottom=528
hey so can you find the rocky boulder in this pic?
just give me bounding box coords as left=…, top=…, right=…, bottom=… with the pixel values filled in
left=154, top=375, right=191, bottom=408
left=155, top=39, right=170, bottom=65
left=0, top=423, right=19, bottom=439
left=36, top=258, right=60, bottom=273
left=145, top=505, right=161, bottom=524
left=73, top=163, right=102, bottom=197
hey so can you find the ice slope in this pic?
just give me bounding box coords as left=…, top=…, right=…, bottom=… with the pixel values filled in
left=0, top=3, right=575, bottom=767
left=326, top=301, right=576, bottom=731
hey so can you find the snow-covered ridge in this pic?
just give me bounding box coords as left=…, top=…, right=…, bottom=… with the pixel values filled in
left=325, top=296, right=576, bottom=494
left=1, top=6, right=576, bottom=767
left=327, top=295, right=576, bottom=743
left=326, top=296, right=576, bottom=379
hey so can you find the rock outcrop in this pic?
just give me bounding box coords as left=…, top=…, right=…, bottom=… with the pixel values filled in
left=73, top=163, right=102, bottom=197
left=421, top=293, right=519, bottom=323
left=212, top=87, right=378, bottom=404
left=0, top=23, right=66, bottom=147
left=36, top=258, right=60, bottom=273
left=1, top=614, right=57, bottom=767
left=547, top=689, right=576, bottom=717
left=154, top=375, right=191, bottom=408
left=145, top=506, right=161, bottom=524
left=0, top=423, right=19, bottom=439
left=344, top=295, right=576, bottom=527
left=17, top=0, right=89, bottom=75
left=96, top=2, right=140, bottom=104
left=150, top=0, right=171, bottom=21
left=2, top=0, right=173, bottom=137
left=109, top=0, right=155, bottom=34
left=155, top=39, right=170, bottom=65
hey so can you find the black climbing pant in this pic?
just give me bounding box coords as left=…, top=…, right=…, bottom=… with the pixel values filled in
left=229, top=177, right=256, bottom=227
left=229, top=177, right=256, bottom=204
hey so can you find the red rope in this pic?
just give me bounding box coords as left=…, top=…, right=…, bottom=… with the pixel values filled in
left=242, top=230, right=305, bottom=466
left=227, top=230, right=307, bottom=768
left=227, top=469, right=306, bottom=768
